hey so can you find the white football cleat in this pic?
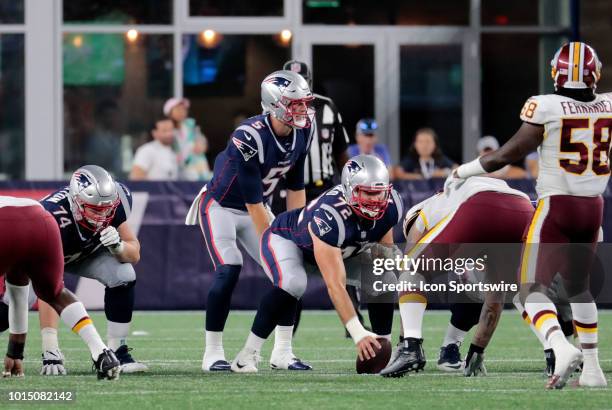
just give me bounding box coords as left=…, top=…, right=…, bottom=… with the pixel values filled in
left=579, top=367, right=608, bottom=387
left=202, top=350, right=231, bottom=372
left=114, top=345, right=148, bottom=374
left=231, top=348, right=261, bottom=373
left=547, top=345, right=583, bottom=390
left=269, top=350, right=312, bottom=370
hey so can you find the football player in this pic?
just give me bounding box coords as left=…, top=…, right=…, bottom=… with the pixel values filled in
left=34, top=165, right=145, bottom=375
left=185, top=70, right=313, bottom=372
left=450, top=42, right=610, bottom=388
left=231, top=155, right=403, bottom=372
left=0, top=196, right=119, bottom=379
left=380, top=176, right=533, bottom=377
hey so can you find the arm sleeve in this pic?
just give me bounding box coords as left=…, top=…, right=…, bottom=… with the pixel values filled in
left=519, top=96, right=547, bottom=125
left=112, top=182, right=133, bottom=227
left=285, top=151, right=306, bottom=191
left=309, top=207, right=342, bottom=248
left=228, top=130, right=264, bottom=204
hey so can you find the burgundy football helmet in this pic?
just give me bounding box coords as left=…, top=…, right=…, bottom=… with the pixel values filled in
left=551, top=42, right=602, bottom=90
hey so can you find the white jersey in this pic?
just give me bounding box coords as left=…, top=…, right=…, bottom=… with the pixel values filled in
left=519, top=92, right=612, bottom=198
left=404, top=177, right=529, bottom=233
left=0, top=196, right=41, bottom=209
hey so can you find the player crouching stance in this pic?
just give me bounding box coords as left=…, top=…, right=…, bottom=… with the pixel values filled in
left=33, top=165, right=145, bottom=375
left=231, top=155, right=403, bottom=372
left=451, top=42, right=608, bottom=389
left=0, top=196, right=119, bottom=379
left=380, top=177, right=533, bottom=378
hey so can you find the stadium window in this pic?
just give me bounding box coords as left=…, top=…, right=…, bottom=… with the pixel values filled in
left=303, top=0, right=469, bottom=25
left=63, top=33, right=173, bottom=178
left=0, top=34, right=25, bottom=179
left=0, top=0, right=24, bottom=24
left=481, top=34, right=566, bottom=147
left=63, top=0, right=172, bottom=25
left=481, top=0, right=569, bottom=26
left=182, top=34, right=290, bottom=161
left=189, top=0, right=284, bottom=17
left=399, top=45, right=462, bottom=163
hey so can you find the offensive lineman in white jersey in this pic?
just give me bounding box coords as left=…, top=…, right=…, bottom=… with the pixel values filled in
left=451, top=42, right=610, bottom=389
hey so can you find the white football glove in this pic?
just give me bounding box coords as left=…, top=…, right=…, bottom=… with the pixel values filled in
left=40, top=349, right=66, bottom=376
left=100, top=226, right=124, bottom=254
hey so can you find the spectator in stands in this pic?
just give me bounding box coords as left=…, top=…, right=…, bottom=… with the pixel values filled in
left=164, top=97, right=212, bottom=181
left=477, top=135, right=527, bottom=179
left=396, top=127, right=456, bottom=180
left=85, top=100, right=124, bottom=178
left=347, top=118, right=392, bottom=174
left=130, top=118, right=179, bottom=180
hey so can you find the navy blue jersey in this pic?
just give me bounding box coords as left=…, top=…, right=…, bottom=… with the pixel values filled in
left=41, top=182, right=132, bottom=265
left=207, top=114, right=312, bottom=211
left=271, top=185, right=404, bottom=263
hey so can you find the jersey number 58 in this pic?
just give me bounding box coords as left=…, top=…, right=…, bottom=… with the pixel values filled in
left=560, top=118, right=612, bottom=175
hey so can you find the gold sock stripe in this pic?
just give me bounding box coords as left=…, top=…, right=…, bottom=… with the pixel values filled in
left=575, top=325, right=598, bottom=334
left=72, top=317, right=93, bottom=334
left=533, top=313, right=557, bottom=331
left=399, top=293, right=427, bottom=305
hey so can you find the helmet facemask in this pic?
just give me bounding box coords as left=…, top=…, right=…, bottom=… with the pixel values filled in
left=349, top=184, right=392, bottom=220
left=73, top=195, right=120, bottom=232
left=277, top=96, right=315, bottom=129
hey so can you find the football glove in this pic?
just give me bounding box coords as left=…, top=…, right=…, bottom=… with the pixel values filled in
left=100, top=226, right=124, bottom=254
left=40, top=349, right=66, bottom=376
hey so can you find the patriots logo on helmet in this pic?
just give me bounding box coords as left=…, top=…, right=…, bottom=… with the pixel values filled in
left=346, top=160, right=363, bottom=176
left=313, top=215, right=332, bottom=236
left=232, top=136, right=258, bottom=161
left=73, top=172, right=93, bottom=191
left=263, top=76, right=292, bottom=91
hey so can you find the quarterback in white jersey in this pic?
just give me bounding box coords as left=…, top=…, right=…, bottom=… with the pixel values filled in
left=452, top=42, right=608, bottom=389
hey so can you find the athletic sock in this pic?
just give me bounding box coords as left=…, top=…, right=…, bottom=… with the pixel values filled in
left=399, top=292, right=427, bottom=339
left=273, top=326, right=294, bottom=353
left=41, top=327, right=60, bottom=352
left=514, top=294, right=550, bottom=349
left=571, top=301, right=600, bottom=370
left=104, top=282, right=135, bottom=350
left=205, top=331, right=225, bottom=357
left=251, top=287, right=298, bottom=340
left=245, top=332, right=266, bottom=353
left=442, top=323, right=467, bottom=347
left=60, top=302, right=107, bottom=360
left=206, top=264, right=241, bottom=332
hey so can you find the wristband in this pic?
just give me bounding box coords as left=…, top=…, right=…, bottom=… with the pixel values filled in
left=345, top=316, right=369, bottom=345
left=456, top=158, right=486, bottom=178
left=109, top=241, right=125, bottom=255
left=7, top=340, right=25, bottom=360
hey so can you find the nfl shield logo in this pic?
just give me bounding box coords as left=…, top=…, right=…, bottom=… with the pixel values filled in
left=290, top=62, right=302, bottom=73
left=321, top=129, right=330, bottom=140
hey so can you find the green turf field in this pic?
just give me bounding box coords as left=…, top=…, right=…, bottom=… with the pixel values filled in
left=0, top=310, right=610, bottom=409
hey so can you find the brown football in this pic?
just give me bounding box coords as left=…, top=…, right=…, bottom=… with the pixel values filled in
left=355, top=337, right=392, bottom=374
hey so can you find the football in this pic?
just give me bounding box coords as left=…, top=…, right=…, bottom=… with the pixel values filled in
left=356, top=338, right=392, bottom=374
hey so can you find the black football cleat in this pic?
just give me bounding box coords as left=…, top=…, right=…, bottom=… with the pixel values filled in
left=208, top=360, right=232, bottom=371
left=94, top=349, right=121, bottom=380
left=379, top=338, right=426, bottom=378
left=437, top=343, right=464, bottom=372
left=544, top=348, right=555, bottom=378
left=115, top=345, right=148, bottom=373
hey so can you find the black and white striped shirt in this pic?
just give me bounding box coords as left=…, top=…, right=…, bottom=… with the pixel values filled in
left=304, top=93, right=349, bottom=187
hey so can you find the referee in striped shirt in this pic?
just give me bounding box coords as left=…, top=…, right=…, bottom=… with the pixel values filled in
left=283, top=60, right=349, bottom=201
